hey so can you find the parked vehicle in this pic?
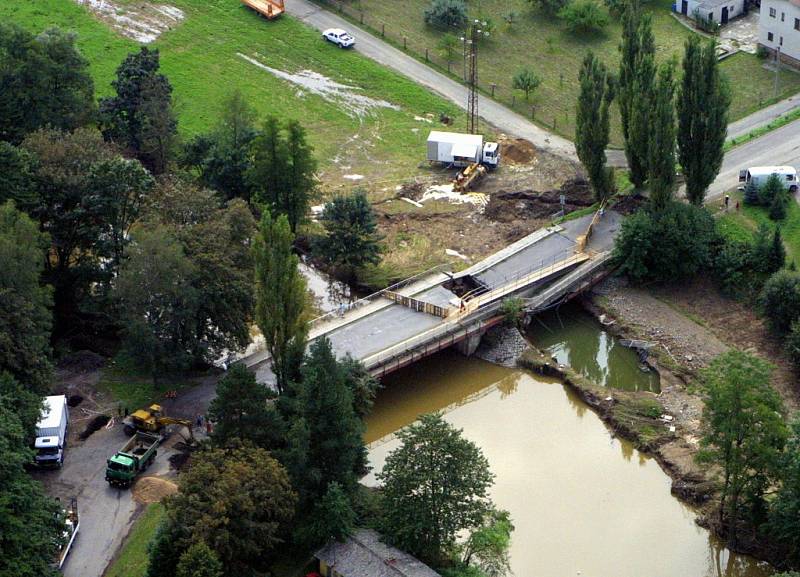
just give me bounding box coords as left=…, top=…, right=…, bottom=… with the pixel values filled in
left=55, top=498, right=80, bottom=570
left=122, top=403, right=194, bottom=442
left=426, top=131, right=500, bottom=168
left=322, top=28, right=355, bottom=48
left=739, top=165, right=798, bottom=192
left=105, top=432, right=160, bottom=488
left=34, top=395, right=69, bottom=468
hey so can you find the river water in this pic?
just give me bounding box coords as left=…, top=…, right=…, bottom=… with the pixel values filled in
left=364, top=338, right=773, bottom=577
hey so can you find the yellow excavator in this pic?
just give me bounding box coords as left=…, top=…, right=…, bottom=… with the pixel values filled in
left=122, top=404, right=194, bottom=442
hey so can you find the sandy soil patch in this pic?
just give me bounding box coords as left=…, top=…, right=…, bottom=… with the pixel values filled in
left=74, top=0, right=185, bottom=43
left=132, top=476, right=178, bottom=504
left=238, top=53, right=400, bottom=120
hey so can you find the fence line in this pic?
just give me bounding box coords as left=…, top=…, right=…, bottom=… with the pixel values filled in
left=311, top=0, right=570, bottom=136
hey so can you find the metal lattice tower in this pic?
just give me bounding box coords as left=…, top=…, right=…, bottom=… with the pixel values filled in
left=467, top=24, right=479, bottom=134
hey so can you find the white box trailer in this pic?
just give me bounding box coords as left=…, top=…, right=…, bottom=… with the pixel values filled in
left=427, top=131, right=499, bottom=168
left=34, top=395, right=69, bottom=467
left=739, top=166, right=798, bottom=192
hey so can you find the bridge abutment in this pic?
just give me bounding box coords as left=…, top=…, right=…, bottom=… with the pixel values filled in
left=455, top=331, right=482, bottom=357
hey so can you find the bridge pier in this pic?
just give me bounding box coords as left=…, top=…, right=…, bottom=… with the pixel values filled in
left=455, top=331, right=482, bottom=357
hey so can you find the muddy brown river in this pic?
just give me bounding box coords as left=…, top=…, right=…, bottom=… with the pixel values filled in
left=364, top=350, right=773, bottom=577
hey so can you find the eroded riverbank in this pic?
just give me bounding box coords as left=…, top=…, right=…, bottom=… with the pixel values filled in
left=364, top=349, right=773, bottom=577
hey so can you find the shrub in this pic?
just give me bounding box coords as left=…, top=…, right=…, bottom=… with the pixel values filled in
left=424, top=0, right=468, bottom=29
left=613, top=201, right=716, bottom=283
left=759, top=269, right=800, bottom=335
left=528, top=0, right=570, bottom=14
left=743, top=179, right=760, bottom=205
left=770, top=188, right=789, bottom=221
left=712, top=239, right=755, bottom=297
left=785, top=321, right=800, bottom=369
left=559, top=0, right=610, bottom=32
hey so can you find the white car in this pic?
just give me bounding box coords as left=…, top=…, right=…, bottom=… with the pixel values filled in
left=322, top=28, right=355, bottom=48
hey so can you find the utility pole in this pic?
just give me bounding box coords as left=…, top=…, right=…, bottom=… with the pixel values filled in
left=462, top=20, right=489, bottom=134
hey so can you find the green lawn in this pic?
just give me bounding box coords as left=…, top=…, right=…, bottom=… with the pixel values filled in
left=718, top=192, right=800, bottom=263
left=105, top=504, right=165, bottom=577
left=1, top=0, right=463, bottom=191
left=332, top=0, right=800, bottom=146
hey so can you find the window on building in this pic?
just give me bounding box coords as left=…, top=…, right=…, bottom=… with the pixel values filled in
left=769, top=7, right=776, bottom=17
left=780, top=35, right=784, bottom=45
left=768, top=31, right=774, bottom=41
left=795, top=17, right=799, bottom=30
left=709, top=11, right=713, bottom=20
left=781, top=11, right=785, bottom=21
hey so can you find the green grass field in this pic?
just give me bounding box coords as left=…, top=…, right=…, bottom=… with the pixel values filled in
left=335, top=0, right=800, bottom=146
left=105, top=504, right=165, bottom=577
left=1, top=0, right=462, bottom=191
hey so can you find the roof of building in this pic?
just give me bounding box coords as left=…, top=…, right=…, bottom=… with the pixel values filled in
left=697, top=0, right=740, bottom=9
left=315, top=529, right=442, bottom=577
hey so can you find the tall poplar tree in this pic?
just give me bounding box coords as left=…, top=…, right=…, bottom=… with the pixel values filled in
left=253, top=210, right=308, bottom=394
left=285, top=120, right=317, bottom=234
left=677, top=36, right=730, bottom=206
left=648, top=62, right=677, bottom=211
left=575, top=52, right=614, bottom=203
left=618, top=0, right=654, bottom=188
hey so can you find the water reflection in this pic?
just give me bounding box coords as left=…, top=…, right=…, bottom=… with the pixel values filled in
left=527, top=302, right=660, bottom=393
left=364, top=351, right=772, bottom=577
left=299, top=260, right=352, bottom=314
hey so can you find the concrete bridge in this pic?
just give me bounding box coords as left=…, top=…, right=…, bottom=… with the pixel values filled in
left=246, top=210, right=621, bottom=384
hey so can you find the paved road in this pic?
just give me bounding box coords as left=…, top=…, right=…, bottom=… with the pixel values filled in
left=35, top=421, right=176, bottom=577
left=285, top=0, right=580, bottom=162
left=709, top=117, right=800, bottom=200
left=728, top=95, right=800, bottom=140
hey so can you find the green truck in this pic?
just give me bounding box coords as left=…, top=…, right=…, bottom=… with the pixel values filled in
left=105, top=431, right=160, bottom=488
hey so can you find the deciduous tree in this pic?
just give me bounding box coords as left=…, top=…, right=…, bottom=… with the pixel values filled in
left=770, top=416, right=800, bottom=565
left=0, top=24, right=95, bottom=144
left=175, top=542, right=223, bottom=577
left=575, top=52, right=614, bottom=202
left=148, top=446, right=296, bottom=577
left=378, top=413, right=495, bottom=566
left=424, top=0, right=468, bottom=28
left=677, top=36, right=730, bottom=206
left=459, top=508, right=514, bottom=577
left=0, top=202, right=52, bottom=395
left=759, top=270, right=800, bottom=335
left=512, top=68, right=542, bottom=100
left=559, top=0, right=610, bottom=32
left=697, top=351, right=788, bottom=546
left=253, top=211, right=308, bottom=393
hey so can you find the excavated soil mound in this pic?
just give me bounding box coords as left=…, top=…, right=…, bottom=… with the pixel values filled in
left=79, top=414, right=110, bottom=440
left=501, top=138, right=536, bottom=164
left=485, top=178, right=593, bottom=223
left=67, top=395, right=84, bottom=407
left=132, top=477, right=178, bottom=504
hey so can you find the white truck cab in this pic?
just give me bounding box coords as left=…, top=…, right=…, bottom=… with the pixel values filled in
left=739, top=166, right=798, bottom=193
left=482, top=142, right=499, bottom=168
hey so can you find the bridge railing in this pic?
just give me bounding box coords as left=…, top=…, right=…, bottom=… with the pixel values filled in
left=307, top=263, right=451, bottom=331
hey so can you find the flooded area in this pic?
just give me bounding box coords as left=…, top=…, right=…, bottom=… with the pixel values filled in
left=527, top=302, right=660, bottom=392
left=364, top=350, right=773, bottom=577
left=299, top=260, right=353, bottom=315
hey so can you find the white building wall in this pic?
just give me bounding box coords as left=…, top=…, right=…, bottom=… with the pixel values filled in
left=759, top=0, right=800, bottom=66
left=680, top=0, right=745, bottom=23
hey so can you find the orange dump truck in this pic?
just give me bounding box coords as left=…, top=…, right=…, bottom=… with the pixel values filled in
left=241, top=0, right=284, bottom=19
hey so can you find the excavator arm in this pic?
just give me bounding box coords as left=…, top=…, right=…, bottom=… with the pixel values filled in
left=157, top=417, right=195, bottom=442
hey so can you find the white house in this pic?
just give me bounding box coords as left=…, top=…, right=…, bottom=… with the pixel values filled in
left=759, top=0, right=800, bottom=68
left=675, top=0, right=746, bottom=25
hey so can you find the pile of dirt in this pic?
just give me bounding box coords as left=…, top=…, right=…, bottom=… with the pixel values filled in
left=395, top=181, right=425, bottom=201
left=485, top=177, right=594, bottom=223
left=58, top=350, right=105, bottom=373
left=501, top=138, right=536, bottom=164
left=132, top=477, right=178, bottom=504
left=79, top=414, right=110, bottom=440
left=67, top=395, right=84, bottom=407
left=612, top=192, right=646, bottom=215
left=169, top=451, right=191, bottom=470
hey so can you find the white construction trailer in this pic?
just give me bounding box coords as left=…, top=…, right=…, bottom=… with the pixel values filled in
left=427, top=131, right=499, bottom=168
